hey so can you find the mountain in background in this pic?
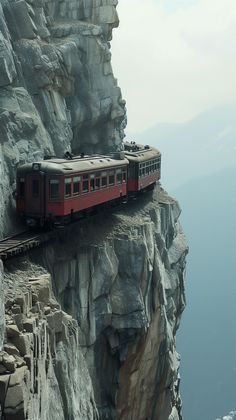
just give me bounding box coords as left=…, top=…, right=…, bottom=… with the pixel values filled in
left=175, top=167, right=236, bottom=420
left=134, top=104, right=236, bottom=190
left=135, top=107, right=236, bottom=420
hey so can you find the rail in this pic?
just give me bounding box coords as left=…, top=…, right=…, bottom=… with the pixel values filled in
left=0, top=231, right=54, bottom=261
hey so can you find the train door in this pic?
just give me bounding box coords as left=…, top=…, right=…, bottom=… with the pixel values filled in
left=26, top=172, right=45, bottom=217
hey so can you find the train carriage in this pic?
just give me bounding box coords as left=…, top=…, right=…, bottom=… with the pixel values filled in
left=16, top=154, right=128, bottom=226
left=16, top=142, right=161, bottom=227
left=124, top=142, right=161, bottom=193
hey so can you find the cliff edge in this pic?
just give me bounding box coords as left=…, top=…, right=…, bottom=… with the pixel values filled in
left=0, top=1, right=188, bottom=419
left=1, top=187, right=187, bottom=419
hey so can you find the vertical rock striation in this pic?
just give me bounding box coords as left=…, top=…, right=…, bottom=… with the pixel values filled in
left=1, top=265, right=98, bottom=420
left=0, top=0, right=126, bottom=235
left=0, top=261, right=5, bottom=350
left=0, top=1, right=188, bottom=419
left=36, top=187, right=188, bottom=420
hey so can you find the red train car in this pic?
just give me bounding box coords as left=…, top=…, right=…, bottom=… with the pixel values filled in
left=16, top=143, right=161, bottom=227
left=16, top=153, right=128, bottom=226
left=124, top=142, right=161, bottom=193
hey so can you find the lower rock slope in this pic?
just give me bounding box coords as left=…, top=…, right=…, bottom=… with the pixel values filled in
left=1, top=186, right=188, bottom=420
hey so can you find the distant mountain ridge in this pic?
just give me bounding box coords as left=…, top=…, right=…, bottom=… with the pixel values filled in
left=134, top=104, right=236, bottom=190
left=174, top=166, right=236, bottom=420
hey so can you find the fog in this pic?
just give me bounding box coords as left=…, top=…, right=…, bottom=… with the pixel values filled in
left=112, top=1, right=236, bottom=418
left=112, top=0, right=236, bottom=134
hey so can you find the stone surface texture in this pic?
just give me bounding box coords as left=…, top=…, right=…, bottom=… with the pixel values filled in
left=0, top=1, right=188, bottom=419
left=37, top=187, right=187, bottom=420
left=1, top=188, right=187, bottom=420
left=1, top=266, right=98, bottom=420
left=0, top=261, right=4, bottom=350
left=0, top=0, right=125, bottom=236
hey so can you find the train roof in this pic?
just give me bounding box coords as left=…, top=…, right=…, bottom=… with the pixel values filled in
left=17, top=154, right=129, bottom=176
left=124, top=142, right=161, bottom=163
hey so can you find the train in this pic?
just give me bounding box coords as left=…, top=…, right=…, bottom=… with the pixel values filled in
left=16, top=142, right=161, bottom=227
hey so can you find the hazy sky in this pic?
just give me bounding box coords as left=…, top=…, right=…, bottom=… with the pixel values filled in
left=112, top=0, right=236, bottom=133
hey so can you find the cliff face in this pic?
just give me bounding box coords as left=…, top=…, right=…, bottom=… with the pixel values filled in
left=36, top=187, right=187, bottom=420
left=1, top=264, right=98, bottom=419
left=0, top=261, right=4, bottom=350
left=1, top=188, right=187, bottom=420
left=0, top=0, right=125, bottom=236
left=0, top=1, right=188, bottom=419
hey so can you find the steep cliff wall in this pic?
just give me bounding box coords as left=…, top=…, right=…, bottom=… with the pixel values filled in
left=0, top=0, right=125, bottom=236
left=1, top=264, right=98, bottom=419
left=0, top=1, right=188, bottom=419
left=1, top=187, right=187, bottom=419
left=37, top=187, right=187, bottom=419
left=0, top=261, right=4, bottom=350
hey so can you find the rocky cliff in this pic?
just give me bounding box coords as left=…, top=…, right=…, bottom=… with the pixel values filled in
left=0, top=0, right=125, bottom=236
left=0, top=1, right=188, bottom=419
left=1, top=188, right=187, bottom=420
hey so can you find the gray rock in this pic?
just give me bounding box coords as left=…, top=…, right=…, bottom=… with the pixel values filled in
left=3, top=344, right=20, bottom=357
left=39, top=188, right=187, bottom=419
left=0, top=353, right=16, bottom=373
left=0, top=261, right=4, bottom=349
left=6, top=324, right=20, bottom=338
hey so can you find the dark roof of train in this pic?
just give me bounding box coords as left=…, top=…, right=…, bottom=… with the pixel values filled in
left=17, top=155, right=129, bottom=176
left=124, top=142, right=161, bottom=163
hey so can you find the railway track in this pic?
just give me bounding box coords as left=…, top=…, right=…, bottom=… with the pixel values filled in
left=0, top=230, right=54, bottom=261
left=0, top=190, right=149, bottom=261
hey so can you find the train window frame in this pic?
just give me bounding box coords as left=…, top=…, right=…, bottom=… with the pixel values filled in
left=109, top=172, right=115, bottom=186
left=82, top=175, right=89, bottom=193
left=116, top=172, right=122, bottom=184
left=95, top=172, right=101, bottom=190
left=19, top=178, right=25, bottom=198
left=49, top=179, right=59, bottom=200
left=95, top=177, right=100, bottom=190
left=101, top=171, right=107, bottom=188
left=73, top=176, right=80, bottom=195
left=32, top=179, right=39, bottom=198
left=90, top=174, right=95, bottom=191
left=65, top=178, right=72, bottom=198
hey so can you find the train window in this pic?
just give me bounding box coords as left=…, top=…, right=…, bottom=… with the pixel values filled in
left=65, top=178, right=72, bottom=197
left=90, top=175, right=95, bottom=191
left=95, top=177, right=100, bottom=189
left=109, top=174, right=115, bottom=185
left=32, top=179, right=39, bottom=198
left=117, top=173, right=122, bottom=184
left=50, top=179, right=59, bottom=199
left=102, top=177, right=107, bottom=187
left=122, top=171, right=126, bottom=182
left=82, top=175, right=89, bottom=192
left=73, top=176, right=80, bottom=195
left=19, top=178, right=25, bottom=198
left=101, top=171, right=107, bottom=187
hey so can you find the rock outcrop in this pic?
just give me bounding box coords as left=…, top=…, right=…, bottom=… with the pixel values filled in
left=36, top=186, right=186, bottom=419
left=0, top=261, right=5, bottom=350
left=1, top=187, right=187, bottom=420
left=0, top=0, right=126, bottom=236
left=1, top=266, right=97, bottom=420
left=0, top=1, right=188, bottom=419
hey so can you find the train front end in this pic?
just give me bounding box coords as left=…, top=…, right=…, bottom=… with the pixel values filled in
left=124, top=142, right=161, bottom=194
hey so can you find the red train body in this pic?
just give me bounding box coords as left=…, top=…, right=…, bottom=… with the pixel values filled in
left=16, top=143, right=161, bottom=227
